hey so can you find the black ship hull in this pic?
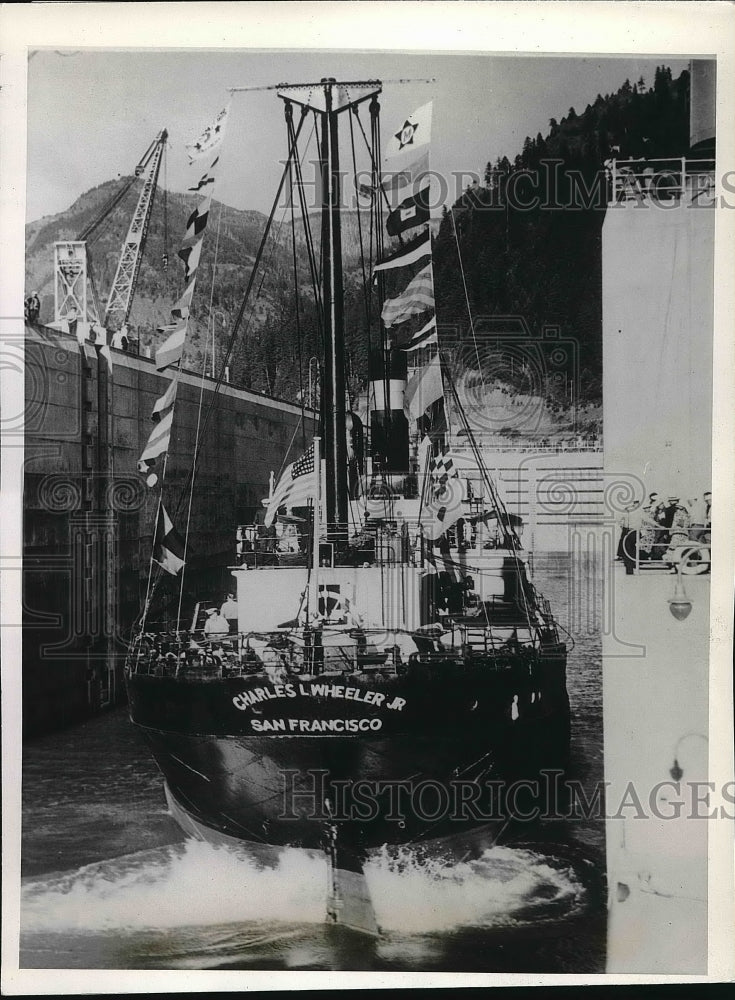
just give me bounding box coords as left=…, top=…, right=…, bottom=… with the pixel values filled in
left=126, top=645, right=570, bottom=853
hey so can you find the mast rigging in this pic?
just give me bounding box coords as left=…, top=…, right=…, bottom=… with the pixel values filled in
left=277, top=78, right=382, bottom=548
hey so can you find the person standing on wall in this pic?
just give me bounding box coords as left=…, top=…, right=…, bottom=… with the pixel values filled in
left=25, top=291, right=40, bottom=325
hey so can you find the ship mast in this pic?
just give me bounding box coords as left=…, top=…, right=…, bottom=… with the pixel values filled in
left=321, top=79, right=349, bottom=547
left=277, top=79, right=381, bottom=549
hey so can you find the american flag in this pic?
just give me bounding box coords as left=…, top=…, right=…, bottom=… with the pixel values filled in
left=264, top=445, right=316, bottom=526
left=292, top=446, right=315, bottom=479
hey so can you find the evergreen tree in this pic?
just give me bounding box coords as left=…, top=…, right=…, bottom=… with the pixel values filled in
left=432, top=64, right=691, bottom=414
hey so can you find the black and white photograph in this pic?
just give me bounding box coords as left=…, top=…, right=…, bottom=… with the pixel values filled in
left=2, top=2, right=734, bottom=991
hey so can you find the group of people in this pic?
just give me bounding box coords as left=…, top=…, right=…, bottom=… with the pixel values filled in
left=202, top=592, right=239, bottom=636
left=138, top=593, right=240, bottom=679
left=135, top=629, right=238, bottom=679
left=236, top=518, right=307, bottom=566
left=618, top=490, right=712, bottom=574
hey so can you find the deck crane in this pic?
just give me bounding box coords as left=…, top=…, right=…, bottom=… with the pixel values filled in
left=53, top=129, right=169, bottom=331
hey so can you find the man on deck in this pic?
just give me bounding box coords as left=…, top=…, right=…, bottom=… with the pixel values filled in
left=220, top=592, right=238, bottom=634
left=204, top=607, right=229, bottom=637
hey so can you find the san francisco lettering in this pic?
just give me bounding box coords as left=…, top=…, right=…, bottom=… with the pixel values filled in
left=251, top=717, right=384, bottom=733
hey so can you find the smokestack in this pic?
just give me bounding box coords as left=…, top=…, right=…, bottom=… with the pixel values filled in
left=369, top=347, right=409, bottom=473
left=689, top=59, right=716, bottom=154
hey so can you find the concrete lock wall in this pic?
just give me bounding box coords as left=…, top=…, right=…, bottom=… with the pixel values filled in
left=602, top=190, right=714, bottom=973
left=22, top=325, right=316, bottom=734
left=602, top=197, right=714, bottom=497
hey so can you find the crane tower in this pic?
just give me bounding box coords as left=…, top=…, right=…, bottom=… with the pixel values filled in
left=103, top=129, right=168, bottom=330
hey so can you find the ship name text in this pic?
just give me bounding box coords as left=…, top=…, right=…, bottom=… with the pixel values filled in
left=232, top=683, right=406, bottom=712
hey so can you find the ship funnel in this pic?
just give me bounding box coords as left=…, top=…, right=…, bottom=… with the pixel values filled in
left=369, top=347, right=409, bottom=473
left=689, top=59, right=716, bottom=154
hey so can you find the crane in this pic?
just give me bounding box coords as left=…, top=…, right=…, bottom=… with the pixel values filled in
left=104, top=129, right=168, bottom=330
left=52, top=129, right=169, bottom=330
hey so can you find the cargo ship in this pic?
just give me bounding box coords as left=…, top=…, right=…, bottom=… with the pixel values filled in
left=123, top=78, right=572, bottom=934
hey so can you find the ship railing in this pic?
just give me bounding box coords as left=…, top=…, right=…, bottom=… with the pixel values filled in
left=627, top=532, right=711, bottom=575
left=130, top=621, right=560, bottom=678
left=449, top=440, right=603, bottom=454
left=129, top=628, right=405, bottom=679
left=608, top=157, right=715, bottom=204
left=234, top=525, right=416, bottom=569
left=447, top=621, right=545, bottom=655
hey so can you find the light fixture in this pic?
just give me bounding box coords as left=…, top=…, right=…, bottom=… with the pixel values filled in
left=667, top=544, right=710, bottom=620
left=669, top=732, right=708, bottom=780
left=668, top=579, right=692, bottom=620
left=669, top=758, right=684, bottom=781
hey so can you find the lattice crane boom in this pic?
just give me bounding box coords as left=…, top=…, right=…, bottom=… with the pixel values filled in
left=104, top=128, right=168, bottom=330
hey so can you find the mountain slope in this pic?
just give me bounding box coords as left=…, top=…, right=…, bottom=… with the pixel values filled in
left=25, top=181, right=382, bottom=396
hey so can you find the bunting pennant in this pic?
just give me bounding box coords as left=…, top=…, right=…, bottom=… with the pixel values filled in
left=358, top=150, right=430, bottom=201
left=179, top=194, right=212, bottom=243
left=177, top=159, right=217, bottom=282
left=420, top=446, right=466, bottom=541
left=151, top=377, right=178, bottom=422
left=374, top=228, right=431, bottom=275
left=155, top=322, right=187, bottom=371
left=180, top=206, right=211, bottom=247
left=186, top=105, right=229, bottom=162
left=178, top=240, right=204, bottom=286
left=139, top=105, right=226, bottom=489
left=153, top=504, right=186, bottom=575
left=404, top=354, right=444, bottom=420
left=386, top=182, right=431, bottom=237
left=188, top=156, right=219, bottom=192
left=416, top=433, right=433, bottom=512
left=398, top=315, right=438, bottom=352
left=179, top=202, right=211, bottom=250
left=138, top=410, right=174, bottom=474
left=171, top=280, right=195, bottom=321
left=385, top=102, right=433, bottom=159
left=381, top=263, right=435, bottom=328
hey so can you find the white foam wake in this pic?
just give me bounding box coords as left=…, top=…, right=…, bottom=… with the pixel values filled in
left=365, top=844, right=586, bottom=934
left=21, top=840, right=585, bottom=936
left=21, top=840, right=328, bottom=932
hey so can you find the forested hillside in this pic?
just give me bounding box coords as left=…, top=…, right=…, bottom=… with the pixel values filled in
left=434, top=65, right=691, bottom=407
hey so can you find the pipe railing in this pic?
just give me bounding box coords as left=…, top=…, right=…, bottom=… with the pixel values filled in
left=609, top=157, right=715, bottom=203
left=625, top=528, right=711, bottom=575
